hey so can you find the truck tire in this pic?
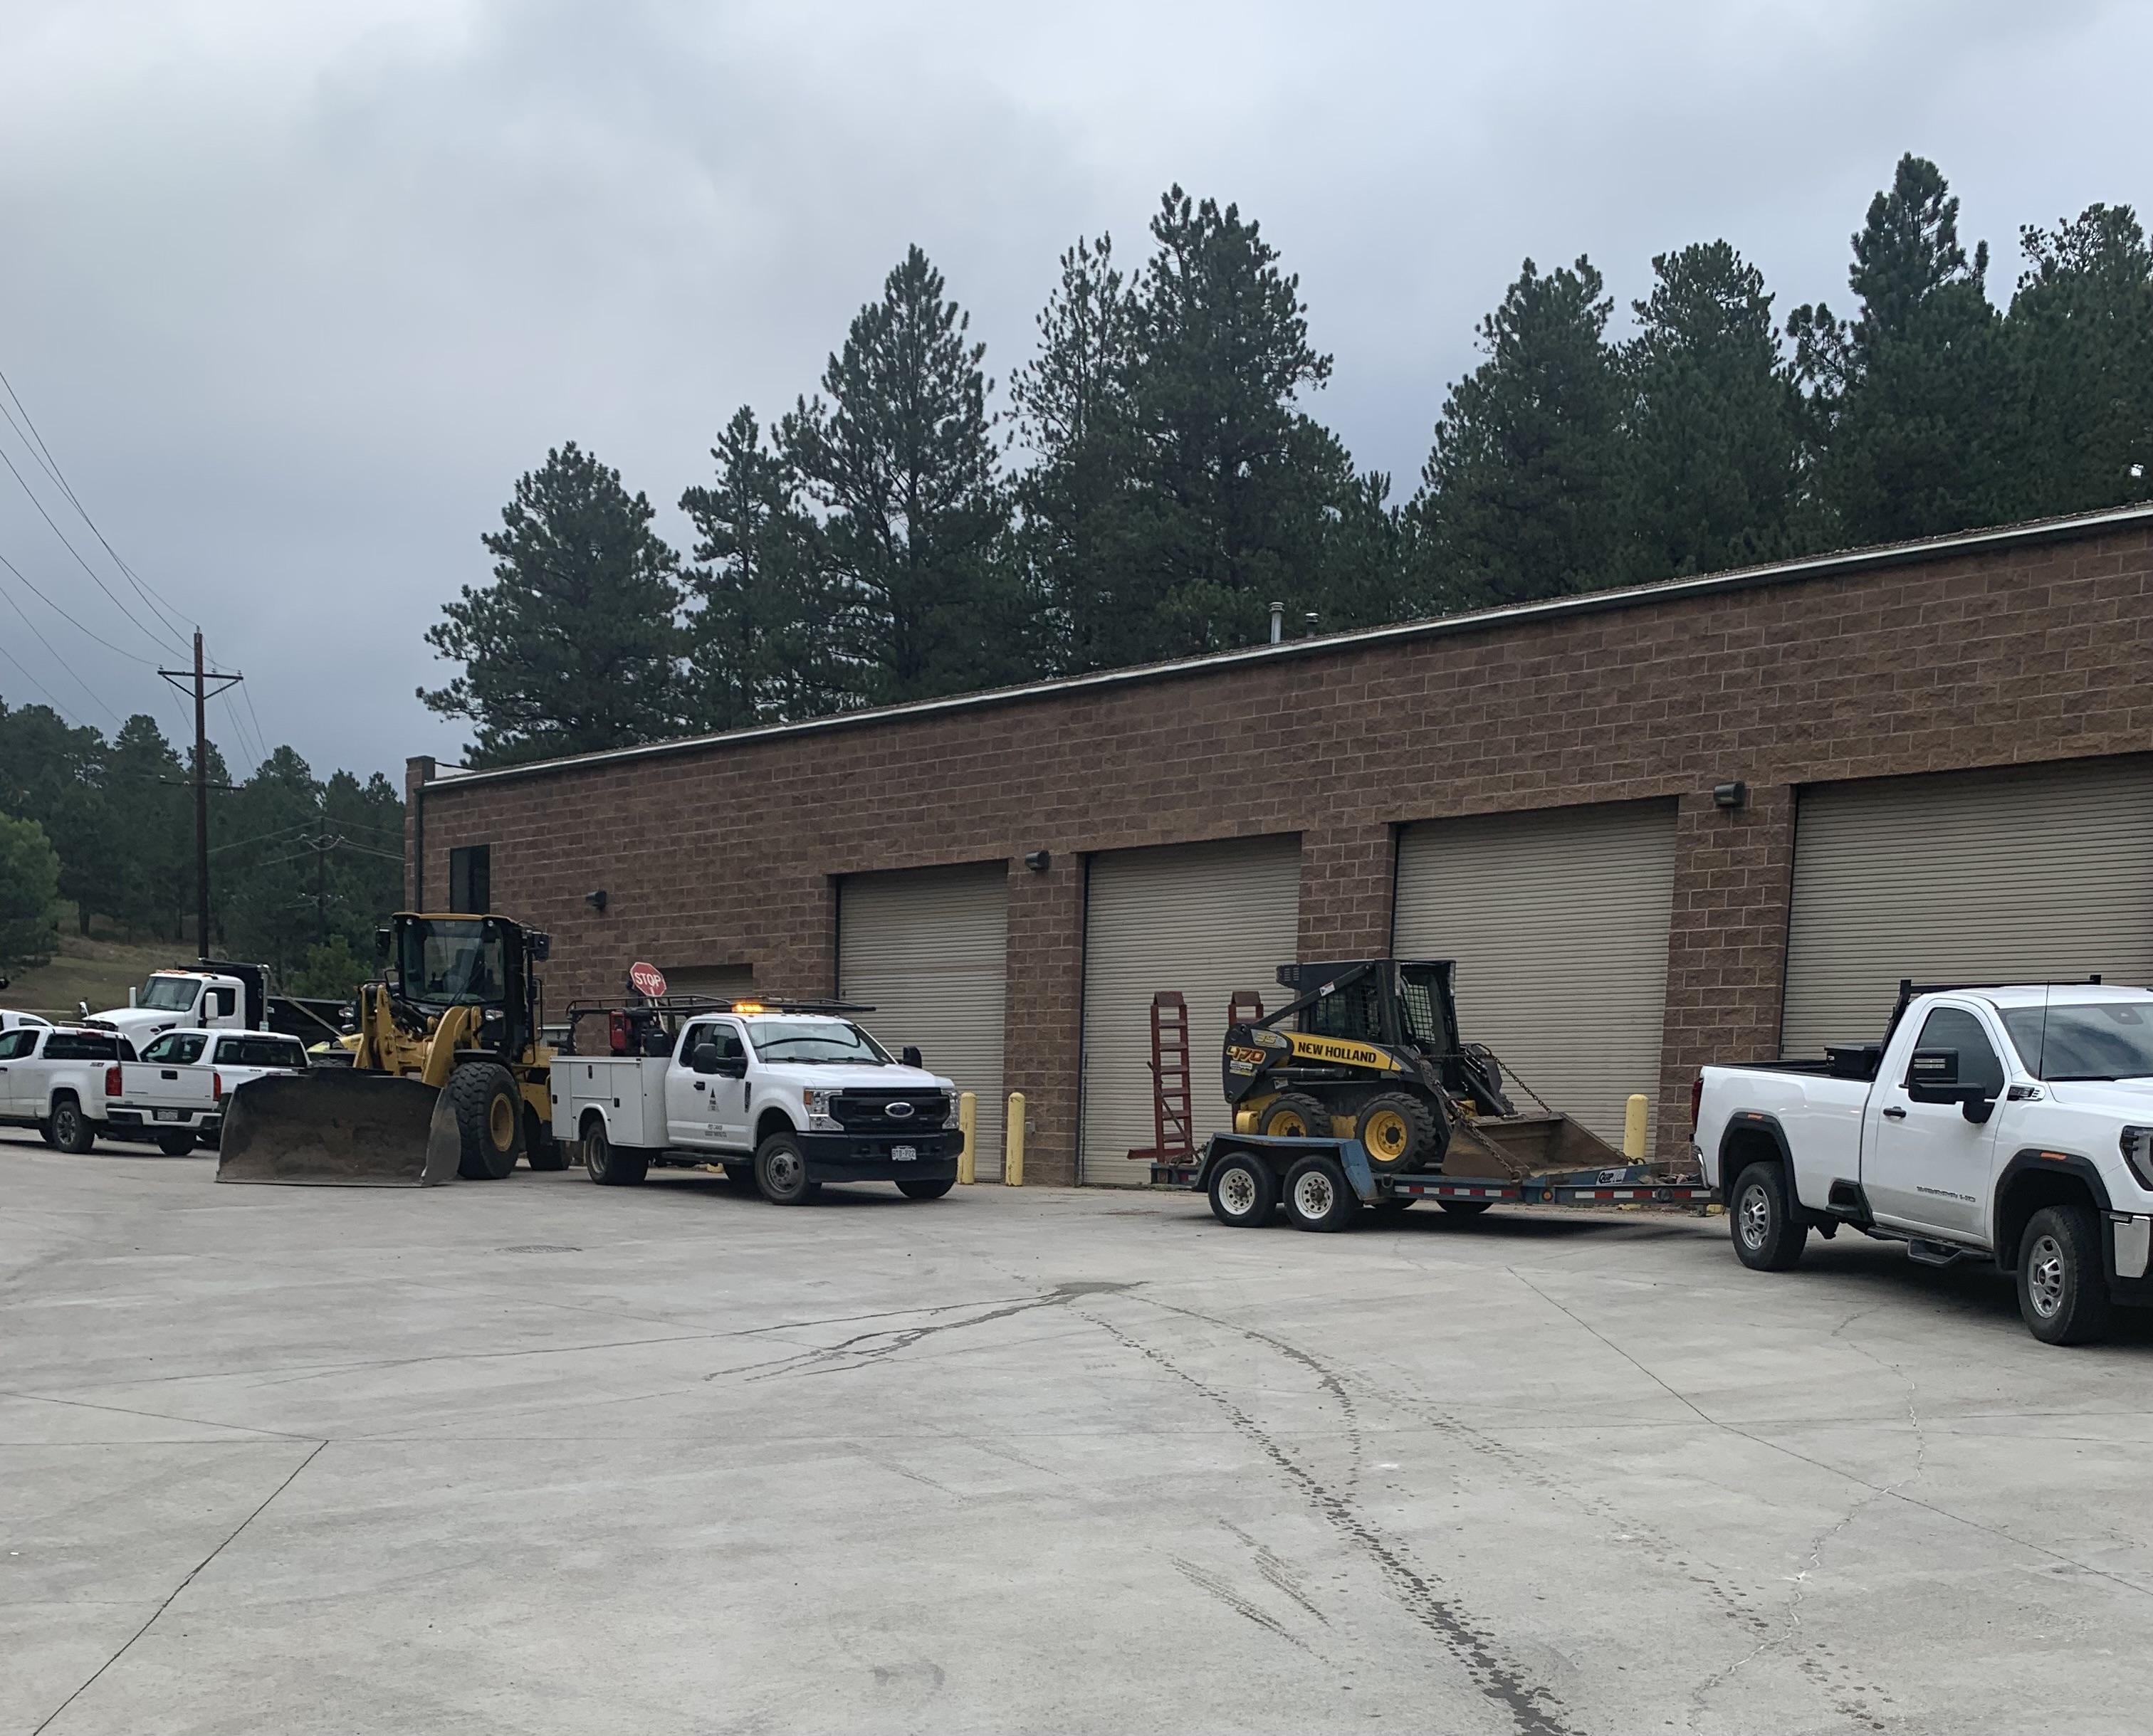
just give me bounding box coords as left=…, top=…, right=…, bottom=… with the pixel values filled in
left=755, top=1133, right=820, bottom=1206
left=1208, top=1152, right=1276, bottom=1227
left=37, top=1118, right=58, bottom=1147
left=897, top=1177, right=954, bottom=1200
left=1729, top=1162, right=1806, bottom=1271
left=582, top=1117, right=647, bottom=1187
left=50, top=1095, right=94, bottom=1154
left=1259, top=1093, right=1331, bottom=1140
left=1282, top=1155, right=1356, bottom=1232
left=2016, top=1204, right=2112, bottom=1346
left=723, top=1163, right=754, bottom=1189
left=446, top=1063, right=522, bottom=1180
left=156, top=1131, right=197, bottom=1156
left=1356, top=1093, right=1436, bottom=1171
left=523, top=1105, right=570, bottom=1172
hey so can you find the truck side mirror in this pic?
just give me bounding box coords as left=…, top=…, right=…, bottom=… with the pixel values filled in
left=901, top=1044, right=922, bottom=1068
left=717, top=1052, right=748, bottom=1078
left=691, top=1043, right=721, bottom=1075
left=1907, top=1048, right=1994, bottom=1122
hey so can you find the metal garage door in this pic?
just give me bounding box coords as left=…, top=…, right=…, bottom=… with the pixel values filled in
left=1079, top=836, right=1301, bottom=1184
left=839, top=862, right=1010, bottom=1175
left=1393, top=800, right=1677, bottom=1150
left=1782, top=758, right=2153, bottom=1057
left=663, top=963, right=756, bottom=1001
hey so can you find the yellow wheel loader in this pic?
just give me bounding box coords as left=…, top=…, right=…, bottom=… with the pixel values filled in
left=219, top=912, right=564, bottom=1187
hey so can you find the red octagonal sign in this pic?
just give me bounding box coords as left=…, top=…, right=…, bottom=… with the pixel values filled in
left=628, top=961, right=668, bottom=1000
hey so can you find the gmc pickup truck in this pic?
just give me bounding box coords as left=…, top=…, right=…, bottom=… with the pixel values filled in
left=555, top=999, right=963, bottom=1204
left=105, top=1027, right=311, bottom=1154
left=1696, top=979, right=2153, bottom=1345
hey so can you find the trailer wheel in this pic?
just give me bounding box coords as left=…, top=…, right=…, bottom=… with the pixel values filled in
left=1729, top=1162, right=1806, bottom=1271
left=50, top=1095, right=94, bottom=1154
left=156, top=1131, right=197, bottom=1156
left=1208, top=1153, right=1276, bottom=1227
left=2016, top=1205, right=2112, bottom=1346
left=1438, top=1199, right=1491, bottom=1218
left=582, top=1115, right=647, bottom=1187
left=446, top=1063, right=521, bottom=1180
left=1356, top=1093, right=1435, bottom=1170
left=897, top=1177, right=954, bottom=1200
left=1282, top=1156, right=1356, bottom=1232
left=1259, top=1093, right=1332, bottom=1140
left=524, top=1105, right=570, bottom=1171
left=755, top=1133, right=821, bottom=1206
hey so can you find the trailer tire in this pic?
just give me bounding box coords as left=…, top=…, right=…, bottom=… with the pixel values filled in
left=1282, top=1156, right=1356, bottom=1232
left=1730, top=1161, right=1806, bottom=1271
left=897, top=1177, right=954, bottom=1200
left=582, top=1115, right=647, bottom=1187
left=447, top=1063, right=521, bottom=1180
left=1208, top=1153, right=1276, bottom=1227
left=1438, top=1199, right=1491, bottom=1217
left=524, top=1105, right=570, bottom=1171
left=156, top=1131, right=197, bottom=1156
left=2016, top=1204, right=2112, bottom=1346
left=1356, top=1093, right=1435, bottom=1171
left=50, top=1095, right=94, bottom=1154
left=1259, top=1093, right=1332, bottom=1140
left=755, top=1133, right=820, bottom=1206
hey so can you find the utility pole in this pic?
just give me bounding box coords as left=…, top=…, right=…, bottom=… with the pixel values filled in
left=159, top=631, right=241, bottom=964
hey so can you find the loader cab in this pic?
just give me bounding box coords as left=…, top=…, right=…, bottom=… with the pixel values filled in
left=384, top=913, right=546, bottom=1061
left=1281, top=959, right=1464, bottom=1058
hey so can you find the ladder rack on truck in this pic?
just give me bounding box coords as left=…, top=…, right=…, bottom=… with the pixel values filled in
left=1157, top=1132, right=1715, bottom=1231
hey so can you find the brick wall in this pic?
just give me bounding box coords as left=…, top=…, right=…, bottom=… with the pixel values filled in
left=411, top=515, right=2153, bottom=1184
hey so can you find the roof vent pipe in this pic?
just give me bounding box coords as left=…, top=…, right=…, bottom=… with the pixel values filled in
left=1269, top=601, right=1284, bottom=645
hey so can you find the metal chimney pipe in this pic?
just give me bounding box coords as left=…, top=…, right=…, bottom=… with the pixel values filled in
left=1269, top=601, right=1284, bottom=644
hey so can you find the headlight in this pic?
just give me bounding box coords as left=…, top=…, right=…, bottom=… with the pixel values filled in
left=942, top=1094, right=959, bottom=1128
left=802, top=1087, right=839, bottom=1132
left=2121, top=1126, right=2153, bottom=1191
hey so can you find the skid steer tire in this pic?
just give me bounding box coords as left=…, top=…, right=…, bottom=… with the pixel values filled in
left=1356, top=1093, right=1435, bottom=1172
left=523, top=1105, right=570, bottom=1172
left=446, top=1063, right=521, bottom=1181
left=1259, top=1093, right=1333, bottom=1140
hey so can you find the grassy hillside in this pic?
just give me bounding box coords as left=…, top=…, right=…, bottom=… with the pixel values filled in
left=3, top=929, right=192, bottom=1021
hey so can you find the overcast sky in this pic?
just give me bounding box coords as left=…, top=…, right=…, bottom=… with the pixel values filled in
left=2, top=0, right=2147, bottom=782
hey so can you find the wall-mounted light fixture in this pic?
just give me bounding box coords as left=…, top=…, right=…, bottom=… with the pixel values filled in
left=1023, top=850, right=1052, bottom=873
left=1712, top=782, right=1748, bottom=811
left=586, top=889, right=609, bottom=912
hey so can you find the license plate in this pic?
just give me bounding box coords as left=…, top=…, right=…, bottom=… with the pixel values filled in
left=153, top=1109, right=187, bottom=1122
left=892, top=1145, right=917, bottom=1162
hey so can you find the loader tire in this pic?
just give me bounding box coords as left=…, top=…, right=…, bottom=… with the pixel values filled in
left=523, top=1105, right=570, bottom=1172
left=446, top=1063, right=521, bottom=1181
left=1259, top=1093, right=1333, bottom=1140
left=1356, top=1093, right=1435, bottom=1172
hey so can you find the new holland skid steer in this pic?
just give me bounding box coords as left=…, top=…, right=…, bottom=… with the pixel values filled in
left=219, top=912, right=565, bottom=1186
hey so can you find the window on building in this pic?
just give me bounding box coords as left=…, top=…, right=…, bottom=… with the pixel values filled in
left=450, top=844, right=492, bottom=915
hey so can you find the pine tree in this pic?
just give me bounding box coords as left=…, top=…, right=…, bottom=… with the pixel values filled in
left=780, top=246, right=1023, bottom=706
left=0, top=700, right=112, bottom=934
left=1413, top=256, right=1623, bottom=607
left=679, top=406, right=849, bottom=727
left=1789, top=154, right=2011, bottom=545
left=0, top=811, right=60, bottom=972
left=421, top=443, right=683, bottom=767
left=103, top=715, right=188, bottom=939
left=2008, top=203, right=2153, bottom=516
left=1619, top=242, right=1806, bottom=580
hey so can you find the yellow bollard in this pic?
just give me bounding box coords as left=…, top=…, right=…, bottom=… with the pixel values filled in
left=1623, top=1093, right=1648, bottom=1161
left=1005, top=1092, right=1025, bottom=1186
left=957, top=1091, right=978, bottom=1184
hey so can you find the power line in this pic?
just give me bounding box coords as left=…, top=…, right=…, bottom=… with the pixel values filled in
left=0, top=443, right=184, bottom=662
left=0, top=582, right=119, bottom=725
left=0, top=637, right=86, bottom=725
left=0, top=546, right=157, bottom=665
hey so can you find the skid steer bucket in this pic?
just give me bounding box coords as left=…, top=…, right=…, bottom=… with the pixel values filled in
left=218, top=1072, right=458, bottom=1187
left=1444, top=1111, right=1625, bottom=1180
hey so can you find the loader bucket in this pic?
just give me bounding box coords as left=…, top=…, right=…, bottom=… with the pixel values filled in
left=218, top=1072, right=456, bottom=1187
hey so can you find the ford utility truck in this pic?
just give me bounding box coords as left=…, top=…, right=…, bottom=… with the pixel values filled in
left=1694, top=979, right=2153, bottom=1345
left=555, top=999, right=962, bottom=1204
left=106, top=1028, right=311, bottom=1154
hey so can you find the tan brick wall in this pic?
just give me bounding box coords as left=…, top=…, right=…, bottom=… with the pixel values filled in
left=411, top=519, right=2153, bottom=1185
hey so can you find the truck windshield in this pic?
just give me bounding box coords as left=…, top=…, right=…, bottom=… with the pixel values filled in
left=2000, top=1002, right=2153, bottom=1080
left=746, top=1019, right=890, bottom=1065
left=398, top=920, right=504, bottom=1007
left=139, top=977, right=200, bottom=1011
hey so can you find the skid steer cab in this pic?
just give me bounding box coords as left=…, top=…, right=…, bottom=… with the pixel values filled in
left=218, top=912, right=564, bottom=1187
left=1223, top=959, right=1516, bottom=1174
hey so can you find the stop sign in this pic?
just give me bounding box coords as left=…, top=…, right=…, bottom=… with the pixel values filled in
left=628, top=961, right=668, bottom=999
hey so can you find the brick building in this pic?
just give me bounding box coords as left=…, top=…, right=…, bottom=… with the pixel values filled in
left=405, top=505, right=2153, bottom=1186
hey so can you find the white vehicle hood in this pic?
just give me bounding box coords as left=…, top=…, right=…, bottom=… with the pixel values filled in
left=93, top=1006, right=189, bottom=1045
left=2039, top=1078, right=2153, bottom=1117
left=760, top=1063, right=955, bottom=1095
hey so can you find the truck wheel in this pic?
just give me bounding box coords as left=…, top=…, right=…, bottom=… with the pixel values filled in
left=582, top=1117, right=647, bottom=1187
left=446, top=1063, right=521, bottom=1180
left=1208, top=1153, right=1276, bottom=1227
left=1282, top=1156, right=1356, bottom=1232
left=897, top=1177, right=954, bottom=1200
left=755, top=1133, right=820, bottom=1206
left=1259, top=1093, right=1331, bottom=1140
left=2017, top=1205, right=2112, bottom=1345
left=1356, top=1093, right=1435, bottom=1171
left=1438, top=1199, right=1492, bottom=1218
left=156, top=1131, right=197, bottom=1156
left=36, top=1119, right=58, bottom=1148
left=1730, top=1162, right=1806, bottom=1271
left=523, top=1105, right=570, bottom=1171
left=723, top=1162, right=754, bottom=1189
left=50, top=1095, right=94, bottom=1154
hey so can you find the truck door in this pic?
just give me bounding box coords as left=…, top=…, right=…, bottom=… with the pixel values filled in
left=206, top=983, right=240, bottom=1029
left=0, top=1028, right=36, bottom=1112
left=664, top=1023, right=725, bottom=1150
left=1863, top=1004, right=2003, bottom=1238
left=709, top=1023, right=752, bottom=1148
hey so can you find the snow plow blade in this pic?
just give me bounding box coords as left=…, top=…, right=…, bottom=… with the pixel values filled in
left=218, top=1072, right=458, bottom=1187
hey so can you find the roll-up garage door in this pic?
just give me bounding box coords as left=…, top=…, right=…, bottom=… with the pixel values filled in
left=1781, top=758, right=2153, bottom=1057
left=1080, top=837, right=1301, bottom=1184
left=1393, top=800, right=1677, bottom=1150
left=839, top=862, right=1010, bottom=1175
left=663, top=964, right=756, bottom=1001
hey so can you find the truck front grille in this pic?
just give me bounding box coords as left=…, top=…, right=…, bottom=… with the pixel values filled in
left=829, top=1091, right=950, bottom=1132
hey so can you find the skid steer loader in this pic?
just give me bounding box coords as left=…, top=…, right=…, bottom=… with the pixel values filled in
left=1222, top=959, right=1626, bottom=1180
left=219, top=912, right=565, bottom=1187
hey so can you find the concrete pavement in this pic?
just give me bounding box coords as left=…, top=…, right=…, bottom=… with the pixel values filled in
left=3, top=1127, right=2147, bottom=1735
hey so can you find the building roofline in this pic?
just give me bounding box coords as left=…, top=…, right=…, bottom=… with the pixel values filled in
left=422, top=502, right=2153, bottom=792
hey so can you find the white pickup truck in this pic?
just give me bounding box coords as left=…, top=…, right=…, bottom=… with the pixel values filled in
left=103, top=1027, right=312, bottom=1154
left=1695, top=979, right=2153, bottom=1345
left=0, top=1024, right=132, bottom=1152
left=554, top=1001, right=963, bottom=1204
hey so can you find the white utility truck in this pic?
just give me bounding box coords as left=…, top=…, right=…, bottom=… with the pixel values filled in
left=554, top=996, right=963, bottom=1204
left=0, top=1024, right=131, bottom=1152
left=105, top=1027, right=312, bottom=1154
left=1694, top=977, right=2153, bottom=1345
